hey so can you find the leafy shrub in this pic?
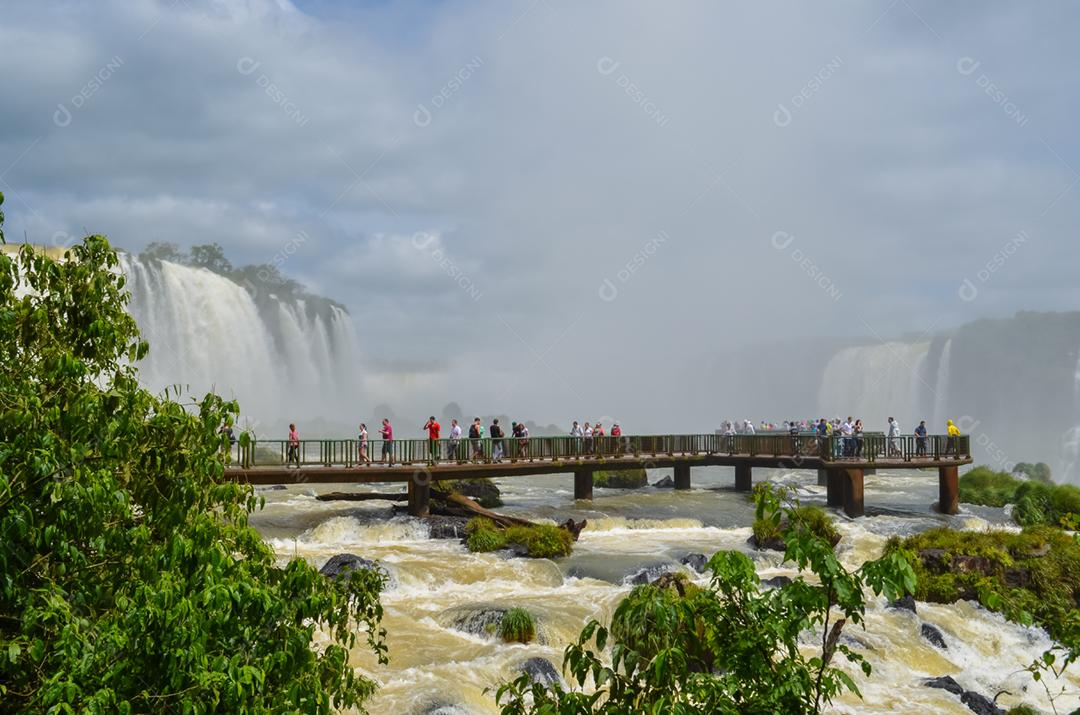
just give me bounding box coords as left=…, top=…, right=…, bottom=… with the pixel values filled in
left=1013, top=462, right=1054, bottom=485
left=1012, top=481, right=1080, bottom=528
left=466, top=517, right=508, bottom=552
left=499, top=608, right=536, bottom=644
left=752, top=504, right=839, bottom=550
left=0, top=213, right=385, bottom=713
left=884, top=526, right=1080, bottom=642
left=496, top=482, right=917, bottom=713
left=959, top=466, right=1022, bottom=507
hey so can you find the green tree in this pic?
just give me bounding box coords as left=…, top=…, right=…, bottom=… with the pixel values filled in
left=189, top=242, right=234, bottom=275
left=496, top=484, right=915, bottom=714
left=0, top=193, right=386, bottom=713
left=138, top=240, right=186, bottom=264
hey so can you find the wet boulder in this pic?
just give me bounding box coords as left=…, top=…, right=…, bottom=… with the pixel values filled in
left=761, top=575, right=794, bottom=590
left=924, top=675, right=963, bottom=696
left=960, top=690, right=1003, bottom=715
left=625, top=563, right=677, bottom=586
left=319, top=554, right=394, bottom=590
left=439, top=604, right=547, bottom=644
left=680, top=553, right=708, bottom=573
left=888, top=595, right=917, bottom=614
left=519, top=657, right=563, bottom=688
left=652, top=476, right=675, bottom=488
left=594, top=469, right=648, bottom=489
left=921, top=623, right=948, bottom=649
left=426, top=515, right=470, bottom=540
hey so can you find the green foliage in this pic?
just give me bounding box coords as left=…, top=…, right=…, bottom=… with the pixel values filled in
left=1004, top=706, right=1040, bottom=715
left=0, top=213, right=386, bottom=714
left=499, top=608, right=536, bottom=644
left=505, top=524, right=574, bottom=558
left=466, top=518, right=509, bottom=552
left=593, top=469, right=648, bottom=489
left=464, top=519, right=573, bottom=558
left=959, top=466, right=1023, bottom=507
left=884, top=527, right=1080, bottom=643
left=1013, top=481, right=1080, bottom=529
left=1014, top=462, right=1054, bottom=485
left=496, top=483, right=916, bottom=714
left=752, top=484, right=839, bottom=549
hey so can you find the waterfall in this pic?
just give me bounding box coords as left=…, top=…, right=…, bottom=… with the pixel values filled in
left=817, top=342, right=931, bottom=430
left=119, top=254, right=362, bottom=428
left=930, top=338, right=952, bottom=430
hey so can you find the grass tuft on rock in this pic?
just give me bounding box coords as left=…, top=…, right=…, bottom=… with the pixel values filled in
left=884, top=526, right=1080, bottom=641
left=465, top=517, right=507, bottom=552
left=464, top=518, right=573, bottom=558
left=498, top=607, right=536, bottom=644
left=753, top=505, right=839, bottom=551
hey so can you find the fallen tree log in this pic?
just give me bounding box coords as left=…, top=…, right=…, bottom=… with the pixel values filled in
left=392, top=488, right=587, bottom=541
left=316, top=492, right=408, bottom=502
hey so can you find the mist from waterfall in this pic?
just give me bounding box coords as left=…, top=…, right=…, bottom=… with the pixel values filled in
left=119, top=254, right=362, bottom=432
left=931, top=338, right=952, bottom=429
left=817, top=342, right=931, bottom=431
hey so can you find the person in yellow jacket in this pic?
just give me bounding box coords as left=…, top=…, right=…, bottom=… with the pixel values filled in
left=945, top=419, right=961, bottom=457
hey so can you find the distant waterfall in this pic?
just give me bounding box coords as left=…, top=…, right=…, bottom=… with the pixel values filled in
left=1060, top=352, right=1080, bottom=484
left=817, top=342, right=931, bottom=430
left=931, top=338, right=952, bottom=429
left=119, top=254, right=361, bottom=426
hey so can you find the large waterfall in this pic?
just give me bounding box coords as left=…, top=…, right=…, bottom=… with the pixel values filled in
left=817, top=342, right=932, bottom=431
left=119, top=254, right=362, bottom=429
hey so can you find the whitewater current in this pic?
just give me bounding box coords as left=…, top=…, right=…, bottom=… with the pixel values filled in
left=250, top=468, right=1079, bottom=714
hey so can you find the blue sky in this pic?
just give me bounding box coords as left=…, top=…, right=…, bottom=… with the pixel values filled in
left=1, top=0, right=1077, bottom=423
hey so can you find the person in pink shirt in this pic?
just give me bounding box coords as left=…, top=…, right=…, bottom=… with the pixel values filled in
left=287, top=423, right=300, bottom=468
left=380, top=418, right=394, bottom=465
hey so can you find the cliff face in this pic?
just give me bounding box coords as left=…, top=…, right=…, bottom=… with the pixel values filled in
left=120, top=253, right=362, bottom=427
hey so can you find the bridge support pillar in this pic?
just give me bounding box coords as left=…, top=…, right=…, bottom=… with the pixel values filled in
left=408, top=477, right=430, bottom=517
left=674, top=464, right=691, bottom=490
left=574, top=469, right=593, bottom=501
left=817, top=469, right=828, bottom=487
left=843, top=469, right=864, bottom=518
left=826, top=469, right=844, bottom=507
left=938, top=466, right=959, bottom=515
left=734, top=464, right=752, bottom=492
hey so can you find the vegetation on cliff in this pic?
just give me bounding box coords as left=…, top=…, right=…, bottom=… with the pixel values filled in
left=0, top=200, right=386, bottom=713
left=959, top=465, right=1080, bottom=528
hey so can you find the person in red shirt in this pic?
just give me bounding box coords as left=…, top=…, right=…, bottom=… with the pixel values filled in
left=287, top=423, right=300, bottom=468
left=380, top=419, right=394, bottom=465
left=610, top=422, right=623, bottom=455
left=423, top=416, right=441, bottom=463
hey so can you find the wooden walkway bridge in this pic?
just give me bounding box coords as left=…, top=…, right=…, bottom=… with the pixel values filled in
left=226, top=433, right=972, bottom=518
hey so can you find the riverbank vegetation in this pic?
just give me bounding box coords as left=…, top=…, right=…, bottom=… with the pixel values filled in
left=465, top=517, right=574, bottom=558
left=0, top=204, right=386, bottom=713
left=496, top=484, right=916, bottom=713
left=959, top=465, right=1080, bottom=528
left=884, top=527, right=1080, bottom=643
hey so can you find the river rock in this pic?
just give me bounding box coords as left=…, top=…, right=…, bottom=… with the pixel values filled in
left=418, top=703, right=471, bottom=715
left=652, top=476, right=675, bottom=488
left=625, top=563, right=676, bottom=586
left=440, top=604, right=547, bottom=644
left=497, top=542, right=531, bottom=558
left=519, top=657, right=562, bottom=688
left=318, top=554, right=394, bottom=590
left=960, top=690, right=1003, bottom=715
left=445, top=479, right=502, bottom=508
left=749, top=534, right=788, bottom=552
left=924, top=675, right=964, bottom=696
left=256, top=484, right=287, bottom=491
left=594, top=468, right=648, bottom=489
left=921, top=623, right=948, bottom=649
left=680, top=553, right=708, bottom=573
left=426, top=515, right=470, bottom=539
left=761, top=575, right=793, bottom=589
left=888, top=595, right=917, bottom=614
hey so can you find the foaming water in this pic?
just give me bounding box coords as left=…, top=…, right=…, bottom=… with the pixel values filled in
left=249, top=470, right=1077, bottom=714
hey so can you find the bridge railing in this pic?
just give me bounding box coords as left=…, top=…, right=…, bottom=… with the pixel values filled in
left=229, top=432, right=970, bottom=468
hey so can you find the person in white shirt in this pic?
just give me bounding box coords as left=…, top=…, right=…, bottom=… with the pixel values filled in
left=449, top=419, right=463, bottom=461
left=887, top=417, right=901, bottom=457
left=570, top=421, right=583, bottom=458
left=840, top=417, right=854, bottom=458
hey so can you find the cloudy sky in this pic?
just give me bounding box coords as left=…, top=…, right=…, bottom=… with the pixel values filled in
left=2, top=0, right=1077, bottom=427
